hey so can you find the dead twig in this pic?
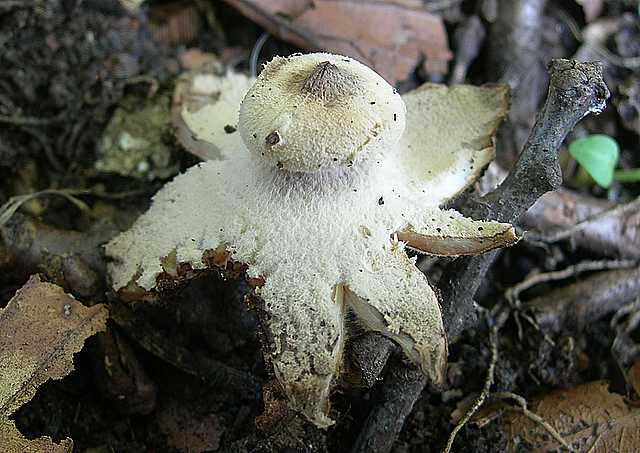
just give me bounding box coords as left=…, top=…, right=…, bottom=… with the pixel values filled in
left=521, top=190, right=640, bottom=259
left=526, top=266, right=640, bottom=333
left=526, top=197, right=640, bottom=246
left=350, top=363, right=427, bottom=453
left=0, top=112, right=64, bottom=125
left=442, top=59, right=609, bottom=339
left=506, top=259, right=638, bottom=304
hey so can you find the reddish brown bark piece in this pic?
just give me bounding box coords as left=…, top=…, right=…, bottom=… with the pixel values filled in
left=223, top=0, right=452, bottom=83
left=0, top=275, right=108, bottom=453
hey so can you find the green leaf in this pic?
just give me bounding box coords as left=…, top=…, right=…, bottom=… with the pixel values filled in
left=614, top=168, right=640, bottom=183
left=569, top=134, right=620, bottom=188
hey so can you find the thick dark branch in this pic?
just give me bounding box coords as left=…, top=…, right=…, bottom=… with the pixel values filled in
left=474, top=59, right=608, bottom=222
left=351, top=363, right=425, bottom=453
left=442, top=59, right=608, bottom=339
left=351, top=59, right=608, bottom=453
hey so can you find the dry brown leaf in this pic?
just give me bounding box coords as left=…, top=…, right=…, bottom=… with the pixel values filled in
left=0, top=275, right=108, bottom=453
left=223, top=0, right=452, bottom=83
left=503, top=381, right=640, bottom=452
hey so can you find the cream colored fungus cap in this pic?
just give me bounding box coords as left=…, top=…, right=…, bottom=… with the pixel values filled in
left=238, top=53, right=407, bottom=173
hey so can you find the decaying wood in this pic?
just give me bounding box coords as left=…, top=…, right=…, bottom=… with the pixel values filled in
left=352, top=59, right=609, bottom=453
left=522, top=190, right=640, bottom=259
left=526, top=265, right=640, bottom=333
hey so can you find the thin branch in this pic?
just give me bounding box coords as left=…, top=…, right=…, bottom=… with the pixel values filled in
left=350, top=363, right=426, bottom=453
left=525, top=197, right=640, bottom=244
left=525, top=265, right=640, bottom=333
left=506, top=259, right=638, bottom=304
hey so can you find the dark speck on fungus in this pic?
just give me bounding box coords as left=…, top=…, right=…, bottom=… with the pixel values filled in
left=266, top=131, right=281, bottom=146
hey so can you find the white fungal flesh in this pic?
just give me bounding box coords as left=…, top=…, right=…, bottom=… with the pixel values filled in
left=399, top=83, right=509, bottom=202
left=107, top=53, right=515, bottom=427
left=176, top=69, right=254, bottom=159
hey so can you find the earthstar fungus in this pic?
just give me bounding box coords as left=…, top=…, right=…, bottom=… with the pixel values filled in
left=106, top=53, right=517, bottom=427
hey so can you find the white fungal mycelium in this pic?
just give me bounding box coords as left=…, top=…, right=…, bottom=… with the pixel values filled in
left=106, top=52, right=517, bottom=427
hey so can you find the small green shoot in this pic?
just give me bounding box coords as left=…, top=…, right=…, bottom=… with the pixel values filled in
left=569, top=134, right=619, bottom=188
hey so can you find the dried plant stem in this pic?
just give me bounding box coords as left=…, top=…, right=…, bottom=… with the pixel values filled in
left=526, top=197, right=640, bottom=244
left=442, top=323, right=498, bottom=453
left=0, top=189, right=90, bottom=226
left=492, top=392, right=575, bottom=452
left=250, top=32, right=270, bottom=78
left=0, top=113, right=63, bottom=125
left=0, top=188, right=149, bottom=226
left=506, top=259, right=638, bottom=304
